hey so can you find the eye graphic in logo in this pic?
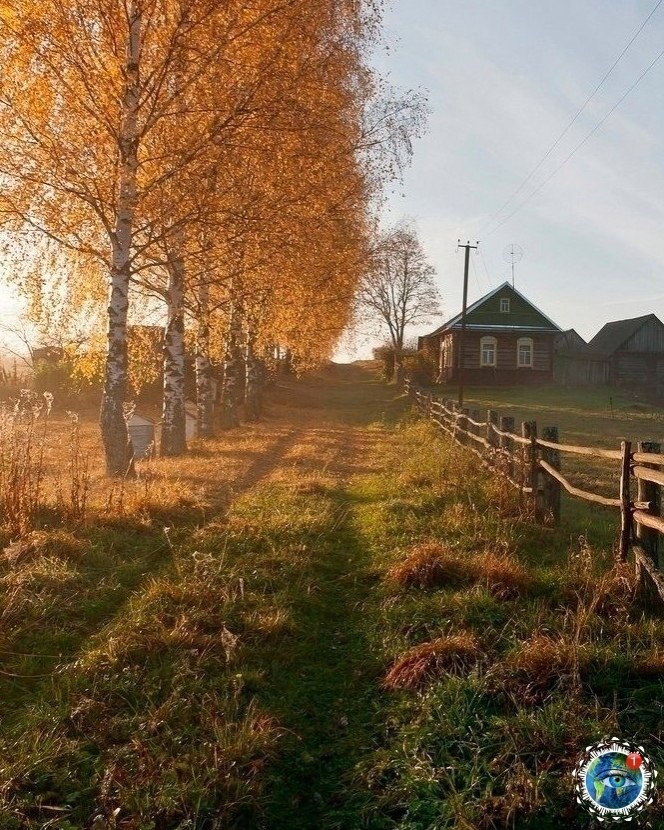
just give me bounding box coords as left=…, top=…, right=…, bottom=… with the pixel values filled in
left=573, top=738, right=657, bottom=822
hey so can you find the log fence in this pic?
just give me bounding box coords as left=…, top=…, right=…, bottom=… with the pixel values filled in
left=405, top=377, right=664, bottom=601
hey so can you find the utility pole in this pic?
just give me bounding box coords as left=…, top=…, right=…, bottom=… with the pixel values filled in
left=457, top=240, right=479, bottom=408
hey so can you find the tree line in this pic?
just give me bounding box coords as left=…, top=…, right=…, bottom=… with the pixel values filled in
left=0, top=0, right=426, bottom=475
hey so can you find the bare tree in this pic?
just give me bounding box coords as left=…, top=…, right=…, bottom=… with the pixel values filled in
left=359, top=223, right=441, bottom=384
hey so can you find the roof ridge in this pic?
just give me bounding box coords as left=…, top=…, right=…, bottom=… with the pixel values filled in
left=422, top=282, right=561, bottom=338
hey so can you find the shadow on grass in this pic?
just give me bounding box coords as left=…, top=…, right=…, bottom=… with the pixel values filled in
left=246, top=485, right=385, bottom=830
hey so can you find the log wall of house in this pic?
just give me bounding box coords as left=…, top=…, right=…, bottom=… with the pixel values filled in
left=459, top=332, right=552, bottom=371
left=436, top=331, right=555, bottom=385
left=613, top=354, right=664, bottom=386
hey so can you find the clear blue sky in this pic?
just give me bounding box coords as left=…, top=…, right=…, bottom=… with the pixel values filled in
left=342, top=0, right=664, bottom=358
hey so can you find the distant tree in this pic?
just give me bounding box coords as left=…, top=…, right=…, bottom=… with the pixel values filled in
left=359, top=224, right=441, bottom=384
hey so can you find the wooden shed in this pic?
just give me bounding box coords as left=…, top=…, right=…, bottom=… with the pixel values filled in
left=554, top=329, right=586, bottom=352
left=554, top=349, right=609, bottom=386
left=553, top=314, right=664, bottom=389
left=587, top=314, right=664, bottom=388
left=419, top=282, right=561, bottom=386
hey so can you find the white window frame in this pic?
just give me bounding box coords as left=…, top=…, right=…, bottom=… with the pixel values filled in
left=500, top=298, right=510, bottom=313
left=480, top=336, right=497, bottom=367
left=517, top=337, right=534, bottom=368
left=441, top=336, right=453, bottom=368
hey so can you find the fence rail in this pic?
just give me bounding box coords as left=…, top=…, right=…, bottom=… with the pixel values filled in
left=404, top=377, right=664, bottom=601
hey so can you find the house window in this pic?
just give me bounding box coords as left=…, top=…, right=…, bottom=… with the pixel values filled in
left=480, top=336, right=497, bottom=367
left=517, top=337, right=533, bottom=367
left=442, top=336, right=453, bottom=368
left=500, top=298, right=510, bottom=313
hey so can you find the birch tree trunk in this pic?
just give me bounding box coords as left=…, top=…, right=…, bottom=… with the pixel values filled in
left=219, top=300, right=242, bottom=430
left=99, top=1, right=141, bottom=477
left=195, top=278, right=214, bottom=438
left=160, top=244, right=187, bottom=456
left=244, top=326, right=261, bottom=422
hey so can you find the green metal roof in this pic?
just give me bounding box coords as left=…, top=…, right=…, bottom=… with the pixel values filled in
left=424, top=282, right=561, bottom=338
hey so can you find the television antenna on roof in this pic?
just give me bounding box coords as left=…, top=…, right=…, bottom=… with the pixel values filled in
left=503, top=243, right=523, bottom=288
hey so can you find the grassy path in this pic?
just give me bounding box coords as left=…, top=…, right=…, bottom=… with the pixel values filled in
left=228, top=365, right=404, bottom=828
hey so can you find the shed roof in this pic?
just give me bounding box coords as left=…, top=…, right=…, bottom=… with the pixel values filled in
left=553, top=328, right=588, bottom=356
left=587, top=314, right=663, bottom=356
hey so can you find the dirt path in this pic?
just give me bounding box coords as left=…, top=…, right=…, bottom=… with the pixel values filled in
left=166, top=362, right=403, bottom=512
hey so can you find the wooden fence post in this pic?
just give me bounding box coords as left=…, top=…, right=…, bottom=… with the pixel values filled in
left=542, top=426, right=561, bottom=524
left=521, top=421, right=531, bottom=504
left=529, top=421, right=542, bottom=520
left=470, top=409, right=481, bottom=442
left=441, top=399, right=450, bottom=433
left=499, top=416, right=515, bottom=482
left=635, top=441, right=661, bottom=572
left=458, top=408, right=469, bottom=447
left=487, top=410, right=498, bottom=466
left=618, top=440, right=632, bottom=564
left=451, top=402, right=461, bottom=443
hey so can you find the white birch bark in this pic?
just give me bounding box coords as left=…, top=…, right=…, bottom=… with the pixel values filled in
left=195, top=278, right=214, bottom=438
left=219, top=299, right=242, bottom=430
left=244, top=325, right=261, bottom=422
left=160, top=242, right=187, bottom=456
left=99, top=1, right=141, bottom=477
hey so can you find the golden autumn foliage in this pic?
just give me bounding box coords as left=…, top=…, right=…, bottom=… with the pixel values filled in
left=0, top=0, right=424, bottom=466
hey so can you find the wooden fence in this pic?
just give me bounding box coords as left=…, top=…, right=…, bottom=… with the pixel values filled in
left=405, top=378, right=664, bottom=601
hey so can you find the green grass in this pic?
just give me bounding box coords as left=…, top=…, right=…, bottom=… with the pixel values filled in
left=1, top=367, right=664, bottom=828
left=347, top=418, right=664, bottom=829
left=429, top=383, right=664, bottom=528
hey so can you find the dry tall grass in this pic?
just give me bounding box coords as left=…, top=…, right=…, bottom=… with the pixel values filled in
left=384, top=632, right=483, bottom=689
left=0, top=390, right=53, bottom=535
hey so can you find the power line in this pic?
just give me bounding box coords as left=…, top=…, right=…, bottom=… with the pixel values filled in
left=486, top=45, right=664, bottom=237
left=480, top=0, right=664, bottom=235
left=470, top=251, right=482, bottom=294
left=478, top=246, right=493, bottom=289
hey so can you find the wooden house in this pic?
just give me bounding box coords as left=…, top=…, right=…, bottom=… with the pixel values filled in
left=419, top=282, right=561, bottom=386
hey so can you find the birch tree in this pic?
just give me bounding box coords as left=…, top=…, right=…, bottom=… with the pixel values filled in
left=1, top=0, right=331, bottom=472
